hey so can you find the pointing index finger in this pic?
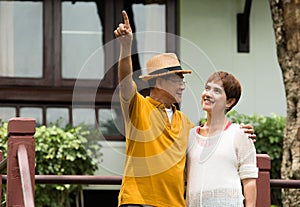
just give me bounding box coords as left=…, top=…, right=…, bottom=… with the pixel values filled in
left=122, top=10, right=130, bottom=27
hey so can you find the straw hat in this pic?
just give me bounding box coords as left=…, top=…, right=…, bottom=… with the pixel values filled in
left=139, top=53, right=192, bottom=81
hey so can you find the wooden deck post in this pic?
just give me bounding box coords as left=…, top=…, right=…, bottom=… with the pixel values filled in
left=7, top=118, right=36, bottom=207
left=256, top=154, right=271, bottom=207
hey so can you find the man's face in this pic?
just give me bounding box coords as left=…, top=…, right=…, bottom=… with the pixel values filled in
left=158, top=74, right=186, bottom=104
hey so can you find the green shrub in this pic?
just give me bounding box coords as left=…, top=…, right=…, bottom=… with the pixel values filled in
left=0, top=121, right=101, bottom=207
left=0, top=122, right=8, bottom=157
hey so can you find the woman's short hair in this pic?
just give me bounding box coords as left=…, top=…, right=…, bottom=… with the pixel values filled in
left=206, top=71, right=242, bottom=113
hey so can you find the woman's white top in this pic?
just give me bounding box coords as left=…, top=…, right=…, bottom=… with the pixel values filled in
left=186, top=123, right=258, bottom=207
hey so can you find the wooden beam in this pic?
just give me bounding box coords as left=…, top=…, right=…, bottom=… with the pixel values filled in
left=237, top=0, right=252, bottom=53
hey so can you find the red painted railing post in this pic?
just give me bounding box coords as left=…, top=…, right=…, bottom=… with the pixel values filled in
left=7, top=118, right=36, bottom=207
left=256, top=154, right=271, bottom=207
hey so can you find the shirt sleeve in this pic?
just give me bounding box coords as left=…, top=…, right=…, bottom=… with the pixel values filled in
left=233, top=126, right=258, bottom=180
left=187, top=127, right=197, bottom=153
left=119, top=81, right=137, bottom=104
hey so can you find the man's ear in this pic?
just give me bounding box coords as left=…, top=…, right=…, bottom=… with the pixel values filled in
left=226, top=98, right=236, bottom=108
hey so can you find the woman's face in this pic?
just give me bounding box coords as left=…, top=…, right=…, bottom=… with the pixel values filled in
left=201, top=81, right=227, bottom=114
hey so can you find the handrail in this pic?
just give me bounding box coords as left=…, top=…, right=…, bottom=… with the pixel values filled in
left=18, top=144, right=35, bottom=207
left=3, top=174, right=300, bottom=189
left=1, top=175, right=122, bottom=185
left=270, top=179, right=300, bottom=188
left=32, top=175, right=123, bottom=185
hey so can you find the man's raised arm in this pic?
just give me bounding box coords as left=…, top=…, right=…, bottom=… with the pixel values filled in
left=114, top=10, right=135, bottom=100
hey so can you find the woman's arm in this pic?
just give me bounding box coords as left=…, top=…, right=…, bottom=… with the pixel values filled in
left=234, top=127, right=258, bottom=207
left=242, top=178, right=257, bottom=207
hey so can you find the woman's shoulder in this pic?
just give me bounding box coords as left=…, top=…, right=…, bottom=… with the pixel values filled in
left=187, top=126, right=200, bottom=151
left=228, top=123, right=253, bottom=147
left=227, top=123, right=249, bottom=139
left=228, top=123, right=243, bottom=133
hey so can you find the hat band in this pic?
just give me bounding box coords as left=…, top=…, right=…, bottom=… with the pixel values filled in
left=148, top=66, right=182, bottom=75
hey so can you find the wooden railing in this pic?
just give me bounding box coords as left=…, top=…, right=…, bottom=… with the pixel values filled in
left=1, top=117, right=300, bottom=207
left=271, top=179, right=300, bottom=188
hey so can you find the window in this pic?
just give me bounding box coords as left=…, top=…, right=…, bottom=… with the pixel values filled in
left=20, top=107, right=43, bottom=126
left=98, top=108, right=123, bottom=139
left=0, top=1, right=43, bottom=78
left=62, top=2, right=104, bottom=80
left=0, top=107, right=15, bottom=122
left=46, top=107, right=69, bottom=127
left=132, top=3, right=166, bottom=69
left=73, top=108, right=96, bottom=127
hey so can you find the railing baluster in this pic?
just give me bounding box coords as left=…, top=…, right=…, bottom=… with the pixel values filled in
left=18, top=144, right=35, bottom=207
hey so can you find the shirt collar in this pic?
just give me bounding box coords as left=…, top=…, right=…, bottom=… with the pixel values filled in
left=146, top=96, right=178, bottom=111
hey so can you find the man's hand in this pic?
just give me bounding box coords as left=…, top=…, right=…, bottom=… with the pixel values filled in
left=240, top=123, right=256, bottom=142
left=114, top=10, right=133, bottom=46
